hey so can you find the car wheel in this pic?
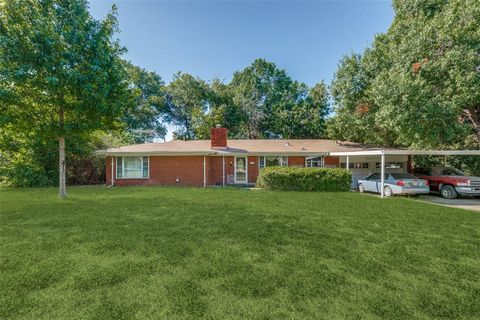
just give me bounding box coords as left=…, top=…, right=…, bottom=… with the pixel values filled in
left=384, top=186, right=393, bottom=197
left=358, top=183, right=365, bottom=193
left=440, top=185, right=458, bottom=199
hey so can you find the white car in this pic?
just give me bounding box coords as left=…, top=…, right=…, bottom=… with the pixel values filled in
left=358, top=173, right=430, bottom=197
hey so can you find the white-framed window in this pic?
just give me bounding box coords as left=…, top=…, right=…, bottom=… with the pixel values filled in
left=259, top=156, right=288, bottom=169
left=341, top=162, right=369, bottom=169
left=375, top=162, right=403, bottom=169
left=116, top=156, right=149, bottom=179
left=306, top=156, right=325, bottom=167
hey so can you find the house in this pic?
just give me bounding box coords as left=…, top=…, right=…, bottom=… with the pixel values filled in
left=102, top=127, right=412, bottom=187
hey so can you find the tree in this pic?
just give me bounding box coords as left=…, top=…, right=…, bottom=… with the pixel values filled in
left=228, top=59, right=328, bottom=139
left=164, top=72, right=211, bottom=140
left=0, top=0, right=130, bottom=198
left=229, top=59, right=292, bottom=138
left=328, top=0, right=480, bottom=150
left=274, top=81, right=330, bottom=139
left=124, top=62, right=167, bottom=143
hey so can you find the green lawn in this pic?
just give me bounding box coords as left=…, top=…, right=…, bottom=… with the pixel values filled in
left=1, top=187, right=479, bottom=320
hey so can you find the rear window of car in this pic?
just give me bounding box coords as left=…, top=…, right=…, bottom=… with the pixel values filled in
left=391, top=173, right=418, bottom=179
left=414, top=167, right=431, bottom=175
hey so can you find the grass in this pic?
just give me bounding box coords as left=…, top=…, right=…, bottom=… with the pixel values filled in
left=1, top=186, right=479, bottom=320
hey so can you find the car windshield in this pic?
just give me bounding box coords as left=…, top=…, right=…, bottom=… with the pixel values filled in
left=391, top=173, right=418, bottom=179
left=441, top=168, right=464, bottom=176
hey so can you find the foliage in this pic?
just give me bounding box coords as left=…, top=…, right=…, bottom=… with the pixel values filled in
left=2, top=186, right=479, bottom=319
left=0, top=126, right=131, bottom=187
left=0, top=0, right=130, bottom=196
left=328, top=0, right=480, bottom=149
left=164, top=72, right=212, bottom=140
left=413, top=154, right=480, bottom=176
left=228, top=59, right=329, bottom=139
left=257, top=166, right=351, bottom=191
left=123, top=62, right=167, bottom=143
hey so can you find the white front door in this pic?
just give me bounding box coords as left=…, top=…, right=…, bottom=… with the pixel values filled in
left=235, top=157, right=248, bottom=183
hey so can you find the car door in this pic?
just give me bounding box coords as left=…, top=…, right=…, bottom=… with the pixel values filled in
left=364, top=173, right=380, bottom=192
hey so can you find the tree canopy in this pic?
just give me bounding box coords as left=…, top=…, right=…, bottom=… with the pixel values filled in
left=328, top=0, right=480, bottom=150
left=0, top=0, right=130, bottom=196
left=164, top=72, right=212, bottom=140
left=124, top=62, right=167, bottom=143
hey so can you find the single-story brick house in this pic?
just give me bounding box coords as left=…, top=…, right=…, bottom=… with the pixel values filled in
left=102, top=127, right=412, bottom=187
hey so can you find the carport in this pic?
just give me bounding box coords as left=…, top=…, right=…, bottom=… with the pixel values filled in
left=329, top=149, right=480, bottom=198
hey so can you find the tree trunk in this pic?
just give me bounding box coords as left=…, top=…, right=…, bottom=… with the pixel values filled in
left=464, top=105, right=480, bottom=149
left=59, top=107, right=67, bottom=199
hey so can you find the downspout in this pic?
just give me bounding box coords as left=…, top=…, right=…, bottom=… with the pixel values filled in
left=203, top=156, right=206, bottom=188
left=222, top=156, right=225, bottom=187
left=111, top=156, right=114, bottom=186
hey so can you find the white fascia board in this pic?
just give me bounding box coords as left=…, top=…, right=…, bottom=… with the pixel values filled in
left=211, top=151, right=329, bottom=156
left=330, top=150, right=480, bottom=156
left=329, top=150, right=385, bottom=156
left=104, top=151, right=217, bottom=156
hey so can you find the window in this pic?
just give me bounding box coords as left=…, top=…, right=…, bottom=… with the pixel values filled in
left=367, top=173, right=388, bottom=180
left=340, top=162, right=369, bottom=169
left=367, top=173, right=381, bottom=180
left=259, top=156, right=288, bottom=169
left=376, top=162, right=403, bottom=169
left=306, top=157, right=325, bottom=167
left=414, top=167, right=432, bottom=176
left=116, top=156, right=149, bottom=179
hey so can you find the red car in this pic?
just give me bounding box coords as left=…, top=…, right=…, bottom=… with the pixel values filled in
left=413, top=166, right=480, bottom=199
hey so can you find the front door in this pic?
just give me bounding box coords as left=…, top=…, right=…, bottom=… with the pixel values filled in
left=235, top=157, right=248, bottom=183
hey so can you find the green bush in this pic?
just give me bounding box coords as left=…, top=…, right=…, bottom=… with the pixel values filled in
left=257, top=166, right=352, bottom=192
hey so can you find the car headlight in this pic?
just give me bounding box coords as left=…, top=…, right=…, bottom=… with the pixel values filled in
left=455, top=181, right=470, bottom=187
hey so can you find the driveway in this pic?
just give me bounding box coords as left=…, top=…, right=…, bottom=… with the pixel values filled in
left=419, top=195, right=480, bottom=212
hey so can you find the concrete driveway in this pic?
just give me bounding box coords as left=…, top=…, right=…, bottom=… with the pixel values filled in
left=419, top=195, right=480, bottom=212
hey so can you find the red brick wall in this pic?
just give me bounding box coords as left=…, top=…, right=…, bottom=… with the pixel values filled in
left=325, top=156, right=340, bottom=167
left=106, top=156, right=114, bottom=185
left=114, top=156, right=207, bottom=186
left=107, top=154, right=341, bottom=187
left=209, top=156, right=224, bottom=186
left=224, top=156, right=235, bottom=184
left=288, top=156, right=305, bottom=167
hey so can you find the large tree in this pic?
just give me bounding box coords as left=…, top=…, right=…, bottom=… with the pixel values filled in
left=229, top=59, right=328, bottom=139
left=0, top=0, right=130, bottom=198
left=164, top=72, right=211, bottom=140
left=124, top=62, right=167, bottom=143
left=328, top=0, right=480, bottom=149
left=274, top=81, right=330, bottom=139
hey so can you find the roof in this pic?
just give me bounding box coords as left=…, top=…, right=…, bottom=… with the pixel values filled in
left=100, top=139, right=395, bottom=156
left=330, top=150, right=480, bottom=156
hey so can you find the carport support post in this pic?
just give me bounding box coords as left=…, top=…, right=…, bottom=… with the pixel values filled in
left=380, top=153, right=385, bottom=198
left=346, top=155, right=350, bottom=171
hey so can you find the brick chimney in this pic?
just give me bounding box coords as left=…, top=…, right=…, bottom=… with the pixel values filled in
left=210, top=125, right=227, bottom=148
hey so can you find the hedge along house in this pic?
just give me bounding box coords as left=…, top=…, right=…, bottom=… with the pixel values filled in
left=101, top=126, right=413, bottom=187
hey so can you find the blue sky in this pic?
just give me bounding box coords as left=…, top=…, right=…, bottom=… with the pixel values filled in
left=89, top=0, right=394, bottom=139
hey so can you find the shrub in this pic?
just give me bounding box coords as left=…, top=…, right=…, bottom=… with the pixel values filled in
left=257, top=166, right=352, bottom=192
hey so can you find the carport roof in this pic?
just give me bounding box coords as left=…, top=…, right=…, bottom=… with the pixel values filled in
left=330, top=150, right=480, bottom=156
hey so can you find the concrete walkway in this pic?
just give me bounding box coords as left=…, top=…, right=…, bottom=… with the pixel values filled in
left=419, top=195, right=480, bottom=212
